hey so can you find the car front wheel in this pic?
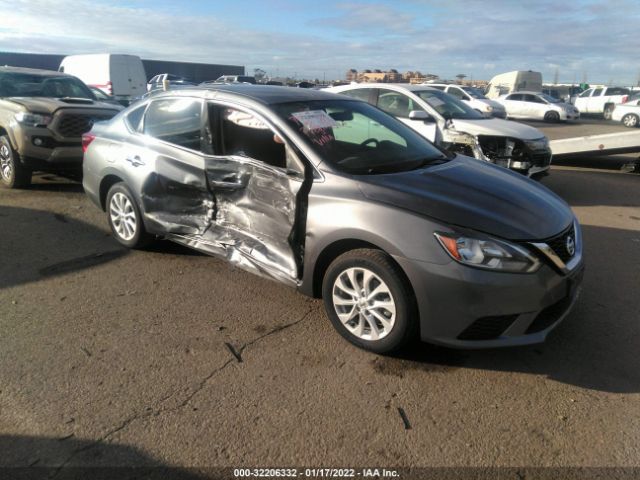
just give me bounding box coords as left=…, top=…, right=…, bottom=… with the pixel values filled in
left=0, top=135, right=31, bottom=189
left=106, top=182, right=153, bottom=249
left=544, top=111, right=560, bottom=123
left=322, top=249, right=417, bottom=353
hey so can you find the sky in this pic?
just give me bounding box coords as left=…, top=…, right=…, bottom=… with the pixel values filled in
left=1, top=0, right=639, bottom=85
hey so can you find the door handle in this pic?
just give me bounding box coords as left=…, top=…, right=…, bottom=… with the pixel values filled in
left=125, top=155, right=145, bottom=167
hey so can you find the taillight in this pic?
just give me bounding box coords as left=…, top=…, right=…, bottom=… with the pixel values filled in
left=106, top=81, right=113, bottom=96
left=622, top=95, right=629, bottom=103
left=82, top=133, right=96, bottom=153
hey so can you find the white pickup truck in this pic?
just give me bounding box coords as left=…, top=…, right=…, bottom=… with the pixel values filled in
left=573, top=86, right=631, bottom=119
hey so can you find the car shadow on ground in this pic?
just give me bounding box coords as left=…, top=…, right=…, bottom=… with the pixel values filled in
left=386, top=223, right=640, bottom=394
left=0, top=434, right=208, bottom=479
left=27, top=173, right=85, bottom=192
left=0, top=205, right=129, bottom=290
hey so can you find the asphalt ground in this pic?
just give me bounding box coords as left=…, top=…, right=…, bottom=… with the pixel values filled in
left=1, top=120, right=639, bottom=479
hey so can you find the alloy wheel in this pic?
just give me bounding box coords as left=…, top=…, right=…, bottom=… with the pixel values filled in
left=0, top=143, right=13, bottom=181
left=623, top=114, right=638, bottom=128
left=332, top=267, right=396, bottom=341
left=109, top=192, right=137, bottom=241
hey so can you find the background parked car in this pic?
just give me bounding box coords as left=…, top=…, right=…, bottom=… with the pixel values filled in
left=572, top=86, right=630, bottom=119
left=427, top=83, right=507, bottom=118
left=147, top=74, right=195, bottom=92
left=204, top=75, right=257, bottom=85
left=495, top=91, right=580, bottom=122
left=611, top=96, right=640, bottom=127
left=59, top=54, right=146, bottom=105
left=327, top=83, right=552, bottom=177
left=82, top=85, right=583, bottom=353
left=0, top=66, right=122, bottom=188
left=88, top=85, right=125, bottom=106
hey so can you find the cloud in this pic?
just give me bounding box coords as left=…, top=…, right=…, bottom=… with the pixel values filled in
left=0, top=0, right=638, bottom=84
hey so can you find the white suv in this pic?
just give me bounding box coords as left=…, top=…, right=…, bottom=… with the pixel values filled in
left=427, top=84, right=506, bottom=118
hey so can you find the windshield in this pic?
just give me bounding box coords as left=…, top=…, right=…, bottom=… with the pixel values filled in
left=414, top=89, right=485, bottom=120
left=461, top=87, right=487, bottom=99
left=538, top=93, right=561, bottom=103
left=0, top=72, right=94, bottom=99
left=275, top=99, right=449, bottom=175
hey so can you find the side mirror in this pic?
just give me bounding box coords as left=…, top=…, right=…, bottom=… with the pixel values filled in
left=409, top=110, right=434, bottom=122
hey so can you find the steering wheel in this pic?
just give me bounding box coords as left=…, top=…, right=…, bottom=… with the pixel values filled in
left=360, top=138, right=379, bottom=147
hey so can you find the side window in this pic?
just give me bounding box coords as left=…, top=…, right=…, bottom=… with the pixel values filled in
left=143, top=97, right=203, bottom=150
left=592, top=88, right=603, bottom=96
left=126, top=104, right=147, bottom=132
left=217, top=106, right=286, bottom=169
left=448, top=87, right=466, bottom=100
left=579, top=89, right=592, bottom=98
left=377, top=91, right=421, bottom=118
left=341, top=88, right=373, bottom=103
left=508, top=94, right=523, bottom=101
left=525, top=94, right=543, bottom=103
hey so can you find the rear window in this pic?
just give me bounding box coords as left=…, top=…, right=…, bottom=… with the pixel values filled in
left=143, top=97, right=203, bottom=150
left=126, top=104, right=147, bottom=131
left=340, top=89, right=373, bottom=103
left=607, top=87, right=630, bottom=96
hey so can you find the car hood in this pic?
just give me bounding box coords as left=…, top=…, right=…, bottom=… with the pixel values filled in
left=356, top=156, right=573, bottom=241
left=448, top=118, right=544, bottom=140
left=7, top=97, right=122, bottom=113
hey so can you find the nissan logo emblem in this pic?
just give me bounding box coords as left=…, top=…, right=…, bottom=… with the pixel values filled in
left=566, top=235, right=575, bottom=257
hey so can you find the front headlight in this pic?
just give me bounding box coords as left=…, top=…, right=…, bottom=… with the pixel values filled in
left=434, top=231, right=541, bottom=273
left=15, top=112, right=52, bottom=127
left=485, top=105, right=494, bottom=112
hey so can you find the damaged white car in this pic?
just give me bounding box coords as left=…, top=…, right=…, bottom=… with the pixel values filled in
left=327, top=84, right=552, bottom=177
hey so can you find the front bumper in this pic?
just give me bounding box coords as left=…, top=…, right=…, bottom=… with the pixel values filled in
left=393, top=255, right=584, bottom=348
left=12, top=124, right=83, bottom=168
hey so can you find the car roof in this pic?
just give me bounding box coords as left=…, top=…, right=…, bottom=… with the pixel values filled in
left=152, top=84, right=344, bottom=105
left=0, top=66, right=72, bottom=77
left=505, top=91, right=543, bottom=95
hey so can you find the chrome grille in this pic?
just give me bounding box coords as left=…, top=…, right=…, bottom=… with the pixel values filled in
left=545, top=224, right=576, bottom=263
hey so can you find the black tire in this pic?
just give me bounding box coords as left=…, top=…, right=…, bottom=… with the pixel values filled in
left=622, top=113, right=639, bottom=128
left=603, top=105, right=614, bottom=121
left=321, top=248, right=417, bottom=354
left=0, top=135, right=31, bottom=188
left=544, top=111, right=560, bottom=123
left=106, top=182, right=153, bottom=249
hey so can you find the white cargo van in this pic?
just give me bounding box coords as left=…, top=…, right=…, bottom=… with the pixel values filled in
left=485, top=71, right=542, bottom=99
left=58, top=54, right=146, bottom=104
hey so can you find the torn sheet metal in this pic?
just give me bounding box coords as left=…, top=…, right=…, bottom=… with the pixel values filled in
left=142, top=154, right=303, bottom=285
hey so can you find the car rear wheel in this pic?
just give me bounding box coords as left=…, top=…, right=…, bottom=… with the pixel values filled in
left=622, top=113, right=639, bottom=128
left=0, top=135, right=31, bottom=189
left=544, top=111, right=560, bottom=123
left=603, top=105, right=614, bottom=120
left=322, top=248, right=417, bottom=353
left=106, top=182, right=153, bottom=249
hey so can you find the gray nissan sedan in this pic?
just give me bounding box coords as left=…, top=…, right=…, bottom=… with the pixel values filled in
left=83, top=85, right=584, bottom=353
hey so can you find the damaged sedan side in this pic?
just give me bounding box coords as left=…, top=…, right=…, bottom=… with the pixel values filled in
left=83, top=85, right=583, bottom=354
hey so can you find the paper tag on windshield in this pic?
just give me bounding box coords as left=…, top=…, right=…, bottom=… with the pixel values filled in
left=428, top=97, right=445, bottom=107
left=291, top=110, right=337, bottom=130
